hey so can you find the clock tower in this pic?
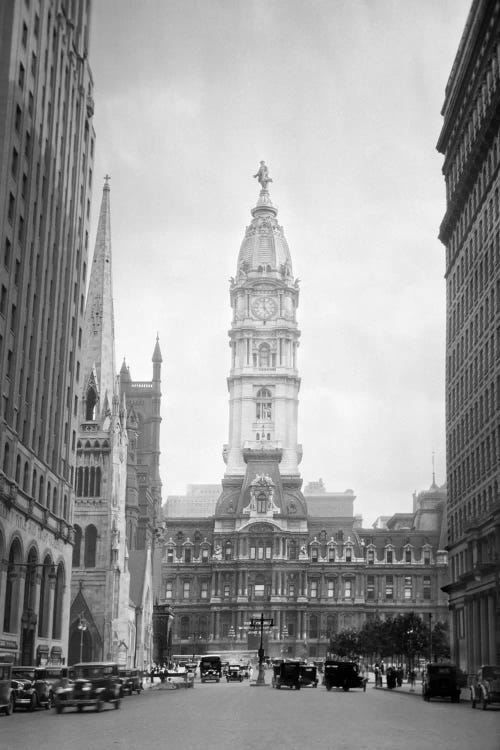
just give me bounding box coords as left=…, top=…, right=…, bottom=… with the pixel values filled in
left=223, top=164, right=302, bottom=479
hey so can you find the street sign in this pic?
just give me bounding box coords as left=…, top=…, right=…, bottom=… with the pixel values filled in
left=250, top=618, right=274, bottom=628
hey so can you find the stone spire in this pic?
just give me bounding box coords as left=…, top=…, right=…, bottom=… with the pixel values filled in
left=80, top=177, right=117, bottom=421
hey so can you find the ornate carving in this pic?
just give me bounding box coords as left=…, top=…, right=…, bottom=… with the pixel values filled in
left=253, top=161, right=273, bottom=191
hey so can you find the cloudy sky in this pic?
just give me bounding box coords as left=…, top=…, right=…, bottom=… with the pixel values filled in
left=88, top=0, right=471, bottom=526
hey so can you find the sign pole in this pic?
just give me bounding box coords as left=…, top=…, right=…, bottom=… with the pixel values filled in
left=250, top=613, right=273, bottom=687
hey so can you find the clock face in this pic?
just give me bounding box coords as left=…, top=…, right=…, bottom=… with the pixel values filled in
left=251, top=296, right=277, bottom=320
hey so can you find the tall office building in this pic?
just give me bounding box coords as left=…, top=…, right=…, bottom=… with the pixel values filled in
left=0, top=0, right=95, bottom=665
left=437, top=0, right=500, bottom=671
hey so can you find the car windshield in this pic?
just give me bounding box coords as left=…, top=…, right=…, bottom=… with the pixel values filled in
left=483, top=667, right=500, bottom=679
left=74, top=665, right=114, bottom=678
left=12, top=670, right=35, bottom=680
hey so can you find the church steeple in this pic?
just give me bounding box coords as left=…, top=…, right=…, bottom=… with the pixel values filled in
left=80, top=177, right=117, bottom=422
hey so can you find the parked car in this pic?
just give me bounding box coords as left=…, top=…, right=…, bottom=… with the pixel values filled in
left=0, top=663, right=14, bottom=715
left=272, top=660, right=301, bottom=690
left=53, top=662, right=121, bottom=713
left=471, top=665, right=500, bottom=710
left=11, top=667, right=51, bottom=709
left=34, top=666, right=70, bottom=706
left=299, top=663, right=318, bottom=688
left=226, top=664, right=243, bottom=682
left=324, top=660, right=365, bottom=692
left=118, top=668, right=143, bottom=695
left=422, top=662, right=461, bottom=703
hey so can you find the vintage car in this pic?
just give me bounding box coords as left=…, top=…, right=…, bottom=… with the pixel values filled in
left=324, top=660, right=366, bottom=692
left=226, top=664, right=243, bottom=682
left=34, top=666, right=70, bottom=706
left=299, top=663, right=318, bottom=688
left=272, top=660, right=301, bottom=690
left=470, top=665, right=500, bottom=710
left=0, top=662, right=14, bottom=715
left=422, top=662, right=461, bottom=703
left=118, top=668, right=143, bottom=695
left=11, top=666, right=51, bottom=709
left=53, top=662, right=121, bottom=712
left=199, top=655, right=222, bottom=683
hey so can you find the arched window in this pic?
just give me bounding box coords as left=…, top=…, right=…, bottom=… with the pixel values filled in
left=15, top=455, right=21, bottom=484
left=3, top=442, right=10, bottom=474
left=52, top=563, right=65, bottom=639
left=38, top=475, right=44, bottom=505
left=95, top=466, right=101, bottom=495
left=85, top=386, right=97, bottom=420
left=23, top=547, right=38, bottom=613
left=31, top=469, right=37, bottom=498
left=224, top=541, right=232, bottom=560
left=73, top=525, right=82, bottom=567
left=63, top=494, right=68, bottom=519
left=23, top=461, right=29, bottom=491
left=4, top=539, right=22, bottom=632
left=256, top=388, right=272, bottom=420
left=258, top=343, right=270, bottom=367
left=76, top=467, right=82, bottom=497
left=38, top=555, right=52, bottom=637
left=52, top=488, right=58, bottom=515
left=83, top=467, right=89, bottom=496
left=46, top=481, right=51, bottom=508
left=89, top=466, right=95, bottom=497
left=84, top=524, right=97, bottom=567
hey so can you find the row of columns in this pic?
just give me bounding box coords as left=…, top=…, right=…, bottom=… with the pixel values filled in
left=467, top=592, right=497, bottom=671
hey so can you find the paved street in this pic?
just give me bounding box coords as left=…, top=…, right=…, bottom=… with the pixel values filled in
left=1, top=677, right=498, bottom=750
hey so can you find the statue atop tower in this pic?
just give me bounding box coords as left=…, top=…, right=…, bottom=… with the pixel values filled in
left=253, top=160, right=273, bottom=191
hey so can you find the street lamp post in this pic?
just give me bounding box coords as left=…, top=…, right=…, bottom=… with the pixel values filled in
left=250, top=613, right=273, bottom=686
left=428, top=613, right=433, bottom=663
left=78, top=614, right=87, bottom=663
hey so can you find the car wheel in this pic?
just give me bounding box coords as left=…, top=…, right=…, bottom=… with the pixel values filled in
left=77, top=705, right=84, bottom=712
left=326, top=684, right=332, bottom=691
left=55, top=703, right=64, bottom=714
left=5, top=697, right=14, bottom=716
left=482, top=695, right=487, bottom=710
left=114, top=699, right=121, bottom=709
left=95, top=699, right=104, bottom=712
left=29, top=694, right=37, bottom=712
left=471, top=696, right=476, bottom=708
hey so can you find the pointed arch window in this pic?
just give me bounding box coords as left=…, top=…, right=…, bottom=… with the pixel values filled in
left=23, top=461, right=29, bottom=491
left=85, top=386, right=97, bottom=420
left=31, top=469, right=37, bottom=498
left=3, top=442, right=10, bottom=474
left=84, top=524, right=97, bottom=567
left=73, top=525, right=82, bottom=567
left=15, top=455, right=21, bottom=483
left=256, top=387, right=272, bottom=420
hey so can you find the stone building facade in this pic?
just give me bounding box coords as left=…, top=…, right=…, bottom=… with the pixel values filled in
left=437, top=0, right=500, bottom=672
left=0, top=0, right=94, bottom=666
left=158, top=170, right=448, bottom=662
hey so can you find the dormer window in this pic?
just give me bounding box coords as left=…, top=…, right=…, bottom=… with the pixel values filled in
left=405, top=548, right=412, bottom=563
left=85, top=385, right=97, bottom=420
left=367, top=549, right=375, bottom=565
left=345, top=548, right=352, bottom=563
left=311, top=546, right=319, bottom=562
left=201, top=547, right=209, bottom=563
left=386, top=549, right=393, bottom=564
left=184, top=547, right=191, bottom=563
left=257, top=492, right=267, bottom=513
left=328, top=546, right=335, bottom=562
left=166, top=548, right=174, bottom=563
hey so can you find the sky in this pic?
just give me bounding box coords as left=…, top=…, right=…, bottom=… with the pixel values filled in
left=87, top=0, right=471, bottom=526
